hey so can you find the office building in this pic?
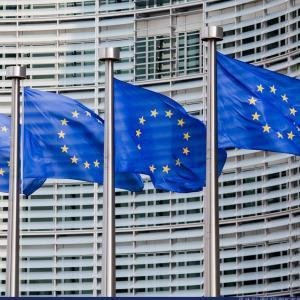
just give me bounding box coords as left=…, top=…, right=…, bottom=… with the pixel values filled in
left=0, top=0, right=299, bottom=296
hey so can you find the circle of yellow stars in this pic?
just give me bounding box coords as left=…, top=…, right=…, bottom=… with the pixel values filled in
left=0, top=124, right=10, bottom=177
left=135, top=108, right=191, bottom=175
left=57, top=109, right=101, bottom=170
left=249, top=83, right=298, bottom=141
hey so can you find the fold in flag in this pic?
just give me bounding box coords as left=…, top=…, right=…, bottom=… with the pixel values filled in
left=0, top=114, right=45, bottom=196
left=218, top=52, right=300, bottom=156
left=114, top=79, right=227, bottom=193
left=23, top=87, right=143, bottom=192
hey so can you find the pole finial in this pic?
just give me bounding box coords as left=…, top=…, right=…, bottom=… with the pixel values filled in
left=5, top=66, right=27, bottom=79
left=99, top=47, right=120, bottom=61
left=202, top=26, right=223, bottom=41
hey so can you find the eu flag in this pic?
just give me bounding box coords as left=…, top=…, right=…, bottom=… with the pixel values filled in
left=23, top=87, right=143, bottom=191
left=218, top=52, right=300, bottom=155
left=0, top=114, right=45, bottom=196
left=114, top=79, right=227, bottom=192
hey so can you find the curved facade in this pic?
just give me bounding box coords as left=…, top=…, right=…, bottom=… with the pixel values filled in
left=0, top=0, right=299, bottom=296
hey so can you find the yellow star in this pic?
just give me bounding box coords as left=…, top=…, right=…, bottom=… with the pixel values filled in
left=61, top=118, right=68, bottom=126
left=183, top=132, right=191, bottom=140
left=175, top=158, right=181, bottom=166
left=257, top=84, right=264, bottom=92
left=149, top=164, right=156, bottom=173
left=85, top=111, right=91, bottom=117
left=262, top=124, right=271, bottom=133
left=252, top=112, right=261, bottom=121
left=84, top=161, right=90, bottom=169
left=165, top=110, right=173, bottom=118
left=281, top=94, right=288, bottom=102
left=1, top=126, right=8, bottom=132
left=139, top=116, right=146, bottom=125
left=70, top=155, right=78, bottom=164
left=72, top=110, right=79, bottom=118
left=287, top=131, right=295, bottom=140
left=137, top=144, right=141, bottom=150
left=162, top=165, right=170, bottom=173
left=183, top=147, right=190, bottom=155
left=290, top=107, right=297, bottom=116
left=270, top=85, right=276, bottom=94
left=150, top=109, right=158, bottom=117
left=0, top=168, right=5, bottom=176
left=248, top=97, right=257, bottom=105
left=277, top=132, right=283, bottom=139
left=94, top=160, right=100, bottom=167
left=136, top=129, right=142, bottom=137
left=57, top=130, right=65, bottom=139
left=178, top=119, right=185, bottom=127
left=61, top=145, right=68, bottom=153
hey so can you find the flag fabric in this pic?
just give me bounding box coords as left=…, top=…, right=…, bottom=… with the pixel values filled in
left=0, top=114, right=45, bottom=196
left=218, top=52, right=300, bottom=156
left=23, top=87, right=143, bottom=192
left=114, top=79, right=227, bottom=193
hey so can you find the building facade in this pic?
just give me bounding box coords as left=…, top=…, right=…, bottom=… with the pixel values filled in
left=0, top=0, right=299, bottom=296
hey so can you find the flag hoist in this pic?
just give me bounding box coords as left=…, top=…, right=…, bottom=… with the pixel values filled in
left=99, top=47, right=120, bottom=297
left=202, top=26, right=223, bottom=296
left=5, top=66, right=27, bottom=297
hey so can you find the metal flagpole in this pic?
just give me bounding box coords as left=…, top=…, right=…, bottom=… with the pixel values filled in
left=5, top=66, right=27, bottom=297
left=98, top=47, right=120, bottom=297
left=202, top=26, right=223, bottom=296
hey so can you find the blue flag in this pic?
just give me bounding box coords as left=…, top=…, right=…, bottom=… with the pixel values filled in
left=218, top=52, right=300, bottom=155
left=0, top=114, right=45, bottom=196
left=114, top=79, right=227, bottom=192
left=23, top=87, right=143, bottom=191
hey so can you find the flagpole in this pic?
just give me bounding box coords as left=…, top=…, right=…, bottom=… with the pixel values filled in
left=202, top=26, right=223, bottom=296
left=5, top=66, right=26, bottom=297
left=99, top=47, right=119, bottom=297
